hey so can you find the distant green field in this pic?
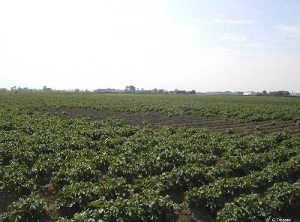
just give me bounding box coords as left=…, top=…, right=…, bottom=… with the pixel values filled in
left=1, top=92, right=300, bottom=121
left=0, top=92, right=299, bottom=221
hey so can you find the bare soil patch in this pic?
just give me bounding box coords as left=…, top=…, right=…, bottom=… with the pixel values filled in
left=0, top=192, right=19, bottom=214
left=42, top=108, right=300, bottom=136
left=39, top=183, right=59, bottom=222
left=177, top=202, right=214, bottom=222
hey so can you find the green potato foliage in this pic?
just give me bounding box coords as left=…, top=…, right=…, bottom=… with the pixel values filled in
left=0, top=92, right=299, bottom=221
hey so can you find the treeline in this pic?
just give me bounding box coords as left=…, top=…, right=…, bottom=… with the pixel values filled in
left=174, top=89, right=196, bottom=94
left=257, top=90, right=290, bottom=97
left=124, top=86, right=196, bottom=94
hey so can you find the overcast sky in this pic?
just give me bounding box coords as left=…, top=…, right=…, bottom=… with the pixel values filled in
left=1, top=0, right=300, bottom=92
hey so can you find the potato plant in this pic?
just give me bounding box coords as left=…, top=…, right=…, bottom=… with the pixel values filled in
left=0, top=92, right=299, bottom=221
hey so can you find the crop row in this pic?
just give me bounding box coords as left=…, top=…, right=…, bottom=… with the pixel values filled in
left=0, top=93, right=300, bottom=221
left=1, top=92, right=300, bottom=122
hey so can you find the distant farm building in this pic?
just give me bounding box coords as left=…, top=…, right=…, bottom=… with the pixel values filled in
left=234, top=91, right=244, bottom=96
left=243, top=91, right=257, bottom=96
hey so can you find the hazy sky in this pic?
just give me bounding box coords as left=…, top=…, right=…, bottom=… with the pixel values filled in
left=1, top=0, right=300, bottom=92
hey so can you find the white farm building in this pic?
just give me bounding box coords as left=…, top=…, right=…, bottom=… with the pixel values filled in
left=243, top=91, right=257, bottom=96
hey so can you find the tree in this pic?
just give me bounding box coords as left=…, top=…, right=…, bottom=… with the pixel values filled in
left=269, top=90, right=290, bottom=97
left=11, top=86, right=16, bottom=92
left=125, top=85, right=136, bottom=93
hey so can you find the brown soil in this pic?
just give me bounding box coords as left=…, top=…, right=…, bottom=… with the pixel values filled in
left=177, top=202, right=214, bottom=222
left=42, top=108, right=300, bottom=136
left=39, top=183, right=59, bottom=222
left=0, top=192, right=19, bottom=214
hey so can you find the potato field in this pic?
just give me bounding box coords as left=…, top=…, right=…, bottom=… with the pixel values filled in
left=0, top=92, right=300, bottom=222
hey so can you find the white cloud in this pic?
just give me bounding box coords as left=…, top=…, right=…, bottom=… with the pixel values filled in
left=269, top=38, right=300, bottom=50
left=276, top=25, right=300, bottom=38
left=253, top=10, right=263, bottom=15
left=242, top=43, right=265, bottom=48
left=283, top=3, right=300, bottom=8
left=209, top=13, right=226, bottom=18
left=211, top=19, right=253, bottom=25
left=220, top=33, right=248, bottom=42
left=191, top=18, right=204, bottom=23
left=209, top=46, right=244, bottom=57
